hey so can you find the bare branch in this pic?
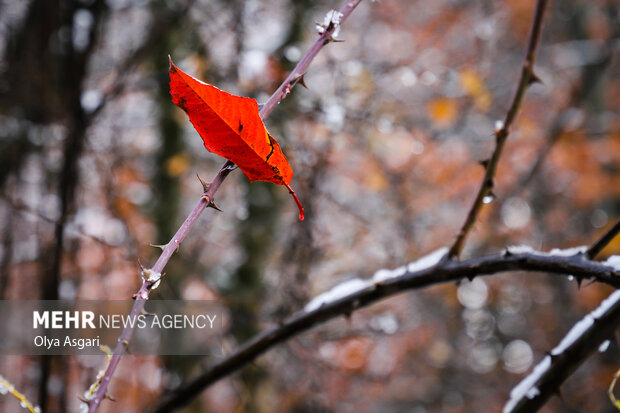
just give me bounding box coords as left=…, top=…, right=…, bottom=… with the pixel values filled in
left=86, top=1, right=363, bottom=411
left=448, top=0, right=549, bottom=259
left=150, top=249, right=620, bottom=413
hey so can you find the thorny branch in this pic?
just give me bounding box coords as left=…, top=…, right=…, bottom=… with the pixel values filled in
left=151, top=247, right=620, bottom=413
left=501, top=219, right=620, bottom=412
left=504, top=291, right=620, bottom=413
left=448, top=0, right=548, bottom=259
left=86, top=1, right=362, bottom=411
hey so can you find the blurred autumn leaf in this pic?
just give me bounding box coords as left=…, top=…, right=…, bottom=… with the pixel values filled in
left=427, top=97, right=458, bottom=129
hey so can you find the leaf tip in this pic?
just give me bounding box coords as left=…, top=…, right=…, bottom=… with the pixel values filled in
left=168, top=55, right=176, bottom=72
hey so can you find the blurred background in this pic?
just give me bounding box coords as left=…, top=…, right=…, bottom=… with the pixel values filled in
left=0, top=0, right=619, bottom=412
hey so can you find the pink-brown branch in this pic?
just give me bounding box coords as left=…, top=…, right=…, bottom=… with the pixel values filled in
left=87, top=1, right=362, bottom=411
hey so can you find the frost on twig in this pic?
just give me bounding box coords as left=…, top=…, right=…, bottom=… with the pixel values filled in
left=141, top=267, right=162, bottom=290
left=0, top=374, right=41, bottom=413
left=316, top=9, right=344, bottom=38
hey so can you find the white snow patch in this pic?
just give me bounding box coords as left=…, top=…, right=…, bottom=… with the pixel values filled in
left=548, top=246, right=588, bottom=256
left=504, top=289, right=620, bottom=412
left=503, top=356, right=551, bottom=412
left=407, top=247, right=448, bottom=273
left=372, top=247, right=447, bottom=284
left=599, top=340, right=611, bottom=353
left=505, top=245, right=587, bottom=257
left=505, top=245, right=537, bottom=255
left=304, top=278, right=369, bottom=312
left=526, top=387, right=540, bottom=399
left=604, top=255, right=620, bottom=272
left=590, top=289, right=620, bottom=318
left=550, top=315, right=594, bottom=356
left=317, top=9, right=344, bottom=37
left=372, top=266, right=407, bottom=283
left=552, top=290, right=620, bottom=356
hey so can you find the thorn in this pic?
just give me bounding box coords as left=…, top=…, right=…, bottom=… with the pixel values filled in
left=105, top=394, right=117, bottom=402
left=197, top=173, right=210, bottom=193
left=168, top=55, right=175, bottom=71
left=258, top=103, right=264, bottom=111
left=137, top=258, right=145, bottom=271
left=528, top=72, right=542, bottom=86
left=326, top=38, right=345, bottom=44
left=478, top=159, right=489, bottom=169
left=149, top=243, right=166, bottom=251
left=208, top=200, right=223, bottom=212
left=576, top=276, right=583, bottom=289
left=292, top=73, right=308, bottom=89
left=284, top=183, right=304, bottom=221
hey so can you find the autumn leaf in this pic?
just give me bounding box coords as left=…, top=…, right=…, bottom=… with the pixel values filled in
left=459, top=68, right=491, bottom=112
left=168, top=58, right=304, bottom=220
left=427, top=97, right=458, bottom=128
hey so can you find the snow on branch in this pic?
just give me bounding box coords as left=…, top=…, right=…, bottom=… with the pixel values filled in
left=152, top=247, right=620, bottom=412
left=305, top=247, right=448, bottom=312
left=503, top=290, right=620, bottom=413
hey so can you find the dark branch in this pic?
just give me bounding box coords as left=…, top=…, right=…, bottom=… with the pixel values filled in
left=150, top=249, right=620, bottom=413
left=448, top=0, right=549, bottom=259
left=504, top=290, right=620, bottom=412
left=587, top=219, right=620, bottom=259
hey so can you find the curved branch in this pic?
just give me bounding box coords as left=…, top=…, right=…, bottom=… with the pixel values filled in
left=448, top=0, right=549, bottom=259
left=150, top=250, right=620, bottom=412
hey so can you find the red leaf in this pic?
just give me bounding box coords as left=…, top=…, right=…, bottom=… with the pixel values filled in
left=169, top=58, right=304, bottom=220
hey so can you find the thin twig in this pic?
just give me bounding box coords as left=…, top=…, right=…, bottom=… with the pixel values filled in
left=259, top=0, right=361, bottom=119
left=0, top=374, right=40, bottom=413
left=150, top=248, right=620, bottom=412
left=448, top=0, right=548, bottom=259
left=86, top=1, right=362, bottom=411
left=587, top=219, right=620, bottom=259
